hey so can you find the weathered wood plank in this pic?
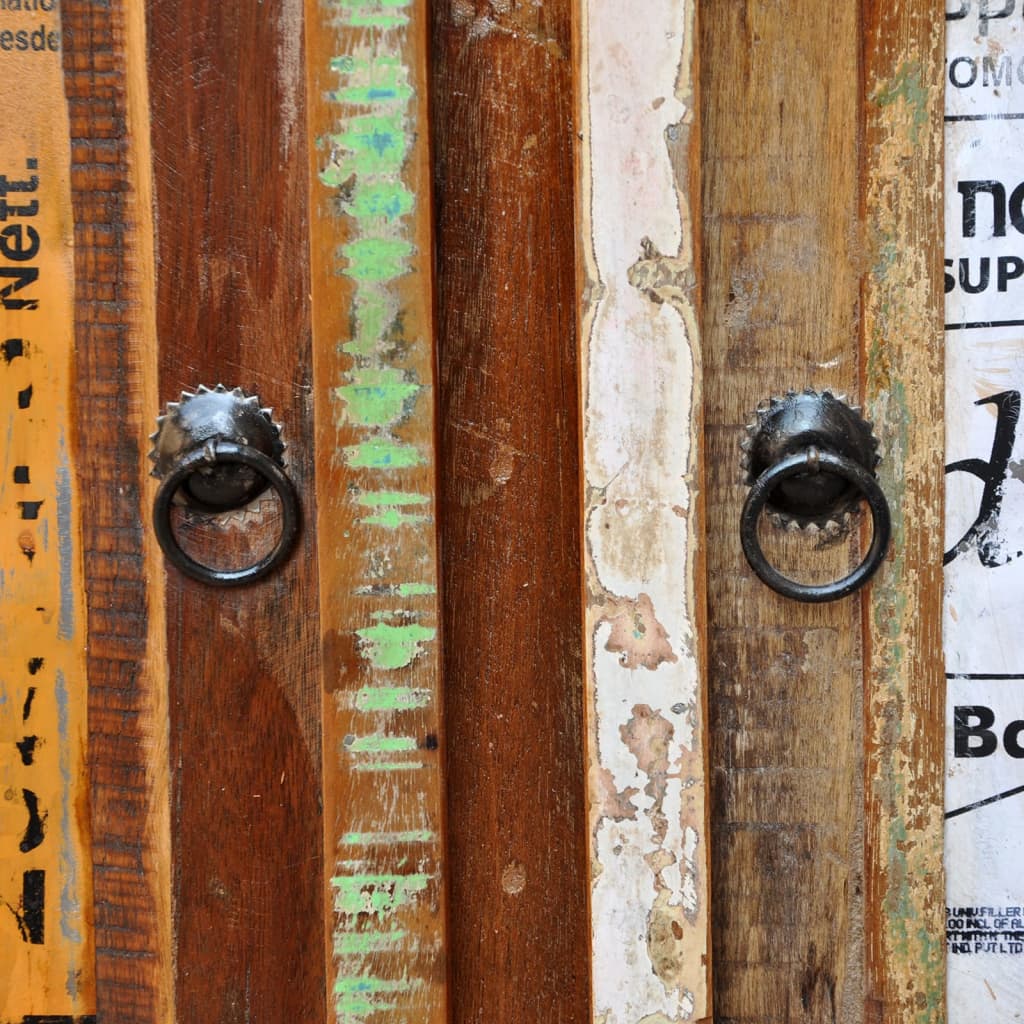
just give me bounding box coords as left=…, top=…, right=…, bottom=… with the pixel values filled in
left=576, top=2, right=711, bottom=1021
left=0, top=2, right=95, bottom=1017
left=63, top=1, right=175, bottom=1019
left=146, top=2, right=326, bottom=1020
left=861, top=6, right=946, bottom=1022
left=303, top=2, right=449, bottom=1022
left=430, top=2, right=591, bottom=1021
left=701, top=3, right=867, bottom=1020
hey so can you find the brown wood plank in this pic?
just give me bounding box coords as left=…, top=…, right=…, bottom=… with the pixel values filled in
left=145, top=3, right=325, bottom=1020
left=701, top=3, right=868, bottom=1020
left=302, top=2, right=450, bottom=1022
left=430, top=3, right=591, bottom=1022
left=860, top=6, right=946, bottom=1022
left=64, top=1, right=175, bottom=1020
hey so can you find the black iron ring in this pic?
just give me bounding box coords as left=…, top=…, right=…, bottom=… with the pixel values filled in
left=153, top=442, right=299, bottom=587
left=740, top=448, right=891, bottom=603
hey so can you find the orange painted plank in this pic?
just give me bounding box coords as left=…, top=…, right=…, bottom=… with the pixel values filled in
left=0, top=3, right=95, bottom=1018
left=303, top=2, right=449, bottom=1022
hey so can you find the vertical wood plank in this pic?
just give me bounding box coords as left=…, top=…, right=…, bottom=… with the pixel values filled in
left=576, top=1, right=711, bottom=1021
left=146, top=3, right=326, bottom=1020
left=861, top=6, right=946, bottom=1023
left=701, top=4, right=867, bottom=1020
left=63, top=1, right=175, bottom=1020
left=431, top=3, right=591, bottom=1021
left=0, top=2, right=95, bottom=1017
left=303, top=2, right=449, bottom=1022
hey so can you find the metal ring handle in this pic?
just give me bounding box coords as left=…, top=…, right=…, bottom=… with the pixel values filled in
left=740, top=448, right=891, bottom=602
left=153, top=441, right=299, bottom=587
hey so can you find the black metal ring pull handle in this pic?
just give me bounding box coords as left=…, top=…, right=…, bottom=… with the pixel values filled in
left=149, top=385, right=299, bottom=587
left=153, top=442, right=300, bottom=587
left=739, top=390, right=892, bottom=602
left=740, top=448, right=891, bottom=603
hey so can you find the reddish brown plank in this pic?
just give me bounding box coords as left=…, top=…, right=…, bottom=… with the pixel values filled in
left=430, top=3, right=591, bottom=1022
left=146, top=2, right=325, bottom=1020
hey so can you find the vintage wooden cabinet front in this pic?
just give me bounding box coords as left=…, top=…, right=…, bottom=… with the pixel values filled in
left=0, top=1, right=976, bottom=1023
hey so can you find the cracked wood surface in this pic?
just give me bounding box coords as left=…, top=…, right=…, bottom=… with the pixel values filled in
left=576, top=2, right=711, bottom=1022
left=701, top=2, right=945, bottom=1021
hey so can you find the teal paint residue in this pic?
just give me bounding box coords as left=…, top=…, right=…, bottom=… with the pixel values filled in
left=341, top=830, right=435, bottom=845
left=870, top=61, right=929, bottom=145
left=356, top=620, right=436, bottom=669
left=348, top=182, right=414, bottom=222
left=352, top=760, right=425, bottom=773
left=340, top=237, right=414, bottom=282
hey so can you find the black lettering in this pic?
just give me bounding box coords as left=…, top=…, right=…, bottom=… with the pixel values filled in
left=1008, top=181, right=1024, bottom=234
left=999, top=256, right=1024, bottom=290
left=945, top=391, right=1021, bottom=566
left=18, top=500, right=43, bottom=520
left=10, top=869, right=46, bottom=944
left=2, top=338, right=23, bottom=361
left=954, top=705, right=998, bottom=757
left=947, top=0, right=970, bottom=16
left=960, top=256, right=991, bottom=293
left=984, top=54, right=1015, bottom=85
left=980, top=0, right=1016, bottom=35
left=959, top=180, right=1006, bottom=238
left=47, top=30, right=59, bottom=51
left=945, top=258, right=956, bottom=294
left=17, top=384, right=31, bottom=408
left=0, top=196, right=38, bottom=220
left=22, top=685, right=36, bottom=721
left=14, top=465, right=29, bottom=483
left=15, top=735, right=38, bottom=765
left=0, top=224, right=39, bottom=261
left=950, top=55, right=979, bottom=88
left=19, top=788, right=46, bottom=853
left=0, top=169, right=38, bottom=194
left=0, top=265, right=39, bottom=309
left=1004, top=720, right=1024, bottom=757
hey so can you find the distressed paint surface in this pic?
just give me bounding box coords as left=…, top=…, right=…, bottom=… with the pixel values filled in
left=304, top=1, right=448, bottom=1022
left=861, top=7, right=946, bottom=1023
left=577, top=2, right=710, bottom=1021
left=0, top=2, right=95, bottom=1018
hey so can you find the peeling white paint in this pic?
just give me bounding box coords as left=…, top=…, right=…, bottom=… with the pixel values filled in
left=578, top=1, right=709, bottom=1021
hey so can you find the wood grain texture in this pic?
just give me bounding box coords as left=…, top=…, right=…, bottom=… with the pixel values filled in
left=0, top=2, right=94, bottom=1016
left=576, top=1, right=711, bottom=1021
left=63, top=1, right=175, bottom=1020
left=146, top=2, right=325, bottom=1020
left=701, top=3, right=868, bottom=1021
left=303, top=2, right=449, bottom=1021
left=430, top=3, right=591, bottom=1022
left=860, top=6, right=946, bottom=1023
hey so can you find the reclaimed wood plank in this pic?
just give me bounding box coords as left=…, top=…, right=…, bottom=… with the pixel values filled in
left=302, top=2, right=449, bottom=1022
left=0, top=2, right=95, bottom=1018
left=575, top=2, right=712, bottom=1021
left=63, top=1, right=175, bottom=1020
left=430, top=2, right=591, bottom=1021
left=861, top=6, right=946, bottom=1023
left=701, top=3, right=868, bottom=1020
left=146, top=2, right=326, bottom=1020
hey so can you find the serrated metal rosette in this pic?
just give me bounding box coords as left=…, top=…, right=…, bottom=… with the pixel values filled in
left=739, top=388, right=881, bottom=537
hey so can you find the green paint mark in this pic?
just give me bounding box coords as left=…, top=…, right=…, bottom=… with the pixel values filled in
left=334, top=929, right=407, bottom=956
left=341, top=237, right=414, bottom=282
left=354, top=685, right=433, bottom=711
left=342, top=291, right=394, bottom=358
left=357, top=490, right=429, bottom=507
left=326, top=114, right=409, bottom=176
left=341, top=830, right=436, bottom=845
left=357, top=621, right=436, bottom=669
left=344, top=733, right=418, bottom=754
left=870, top=61, right=928, bottom=144
left=361, top=508, right=430, bottom=528
left=349, top=182, right=415, bottom=222
left=336, top=976, right=416, bottom=996
left=332, top=873, right=431, bottom=917
left=337, top=366, right=420, bottom=426
left=331, top=56, right=414, bottom=107
left=353, top=761, right=425, bottom=773
left=344, top=437, right=423, bottom=469
left=332, top=0, right=411, bottom=27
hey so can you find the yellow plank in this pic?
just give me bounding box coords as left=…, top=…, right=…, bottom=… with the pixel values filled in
left=0, top=3, right=94, bottom=1018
